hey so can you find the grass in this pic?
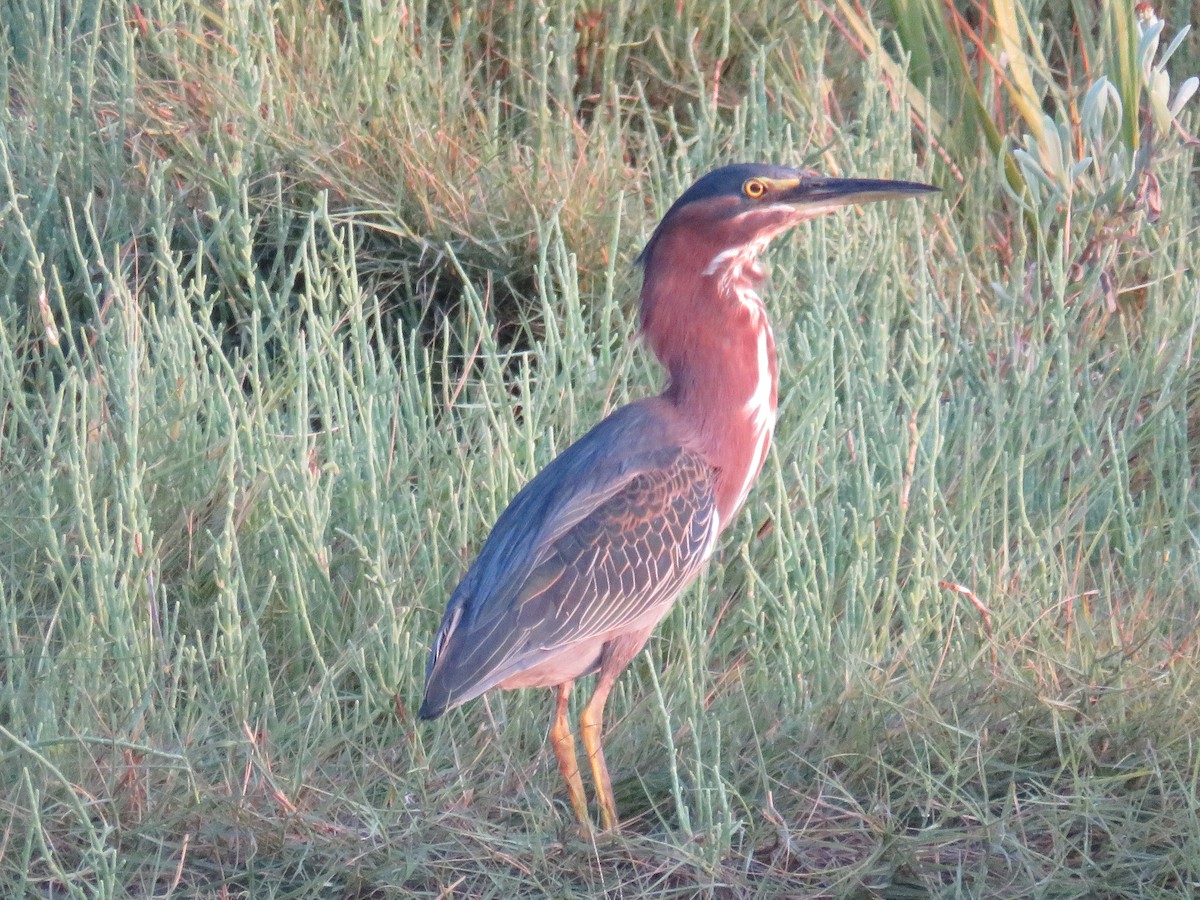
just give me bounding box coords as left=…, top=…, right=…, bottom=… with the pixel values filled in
left=2, top=0, right=1199, bottom=896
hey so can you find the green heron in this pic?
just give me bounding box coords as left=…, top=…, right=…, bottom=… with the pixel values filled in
left=420, top=163, right=937, bottom=830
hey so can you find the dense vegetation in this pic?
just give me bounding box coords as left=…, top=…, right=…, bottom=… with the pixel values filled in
left=2, top=0, right=1198, bottom=895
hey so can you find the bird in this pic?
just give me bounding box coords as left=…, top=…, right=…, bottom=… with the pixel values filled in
left=419, top=163, right=938, bottom=830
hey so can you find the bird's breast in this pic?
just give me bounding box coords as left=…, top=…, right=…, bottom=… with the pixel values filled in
left=665, top=294, right=778, bottom=530
left=717, top=306, right=778, bottom=523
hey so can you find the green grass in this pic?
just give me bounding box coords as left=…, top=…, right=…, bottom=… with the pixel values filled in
left=2, top=0, right=1199, bottom=896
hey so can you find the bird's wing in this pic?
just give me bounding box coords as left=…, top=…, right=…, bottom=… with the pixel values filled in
left=420, top=400, right=718, bottom=716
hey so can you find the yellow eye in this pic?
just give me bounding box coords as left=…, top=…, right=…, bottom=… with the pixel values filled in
left=743, top=178, right=767, bottom=199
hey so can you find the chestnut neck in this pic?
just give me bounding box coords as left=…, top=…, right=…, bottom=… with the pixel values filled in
left=639, top=230, right=779, bottom=531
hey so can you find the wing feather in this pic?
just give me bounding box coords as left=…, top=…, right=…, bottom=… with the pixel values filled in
left=419, top=400, right=717, bottom=717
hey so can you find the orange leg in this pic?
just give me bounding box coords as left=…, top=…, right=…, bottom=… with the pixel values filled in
left=550, top=681, right=590, bottom=827
left=580, top=630, right=653, bottom=831
left=579, top=670, right=619, bottom=831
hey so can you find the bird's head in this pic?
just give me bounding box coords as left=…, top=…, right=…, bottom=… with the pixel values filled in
left=637, top=163, right=938, bottom=275
left=634, top=163, right=937, bottom=382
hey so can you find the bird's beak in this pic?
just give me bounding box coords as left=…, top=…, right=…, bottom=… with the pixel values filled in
left=771, top=175, right=939, bottom=217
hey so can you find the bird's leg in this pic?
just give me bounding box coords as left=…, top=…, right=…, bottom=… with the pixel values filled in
left=579, top=671, right=618, bottom=831
left=581, top=632, right=653, bottom=831
left=550, top=681, right=590, bottom=827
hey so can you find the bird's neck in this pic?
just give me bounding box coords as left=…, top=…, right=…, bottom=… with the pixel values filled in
left=640, top=248, right=779, bottom=532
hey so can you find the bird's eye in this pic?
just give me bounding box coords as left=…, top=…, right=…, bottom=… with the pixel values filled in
left=743, top=179, right=768, bottom=199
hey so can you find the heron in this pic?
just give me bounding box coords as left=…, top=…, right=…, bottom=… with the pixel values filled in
left=419, top=163, right=937, bottom=830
